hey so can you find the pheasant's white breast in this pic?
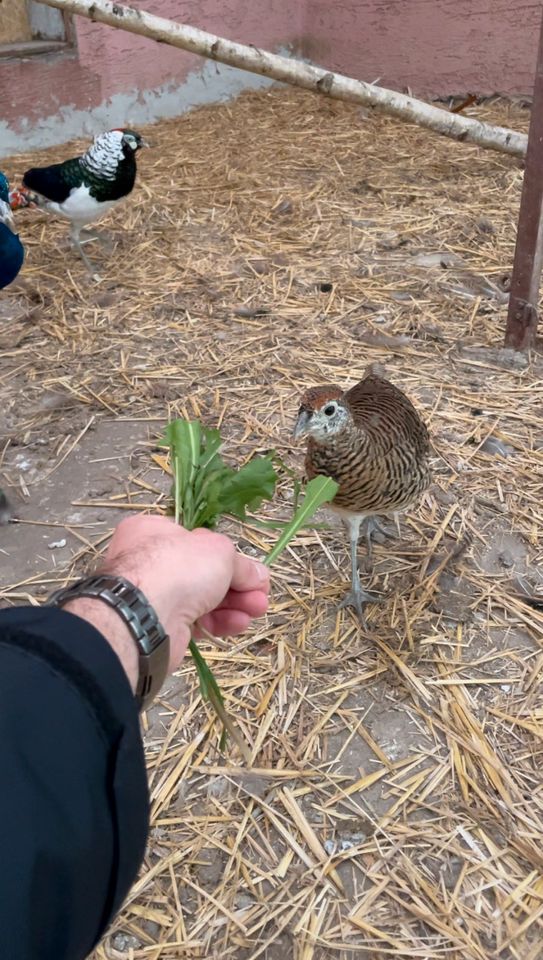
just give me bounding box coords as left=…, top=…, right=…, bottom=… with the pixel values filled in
left=45, top=184, right=119, bottom=226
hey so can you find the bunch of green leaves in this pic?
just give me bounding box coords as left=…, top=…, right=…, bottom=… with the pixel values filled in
left=159, top=419, right=277, bottom=530
left=160, top=418, right=338, bottom=756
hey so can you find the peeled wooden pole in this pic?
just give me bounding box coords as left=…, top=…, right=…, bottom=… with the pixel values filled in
left=41, top=0, right=527, bottom=158
left=504, top=8, right=543, bottom=351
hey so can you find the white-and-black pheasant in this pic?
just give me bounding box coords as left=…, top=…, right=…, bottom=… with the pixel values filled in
left=17, top=128, right=146, bottom=273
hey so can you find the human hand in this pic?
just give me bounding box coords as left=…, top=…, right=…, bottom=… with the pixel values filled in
left=100, top=514, right=270, bottom=672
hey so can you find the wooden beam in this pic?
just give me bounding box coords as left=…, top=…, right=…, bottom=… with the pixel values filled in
left=38, top=0, right=528, bottom=158
left=504, top=8, right=543, bottom=351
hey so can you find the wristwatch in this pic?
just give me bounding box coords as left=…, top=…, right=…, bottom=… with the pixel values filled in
left=47, top=575, right=170, bottom=712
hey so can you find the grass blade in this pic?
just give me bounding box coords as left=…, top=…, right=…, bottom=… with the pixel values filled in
left=264, top=475, right=338, bottom=567
left=188, top=639, right=251, bottom=763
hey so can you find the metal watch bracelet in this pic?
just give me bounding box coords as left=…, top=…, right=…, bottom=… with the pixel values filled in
left=47, top=574, right=170, bottom=711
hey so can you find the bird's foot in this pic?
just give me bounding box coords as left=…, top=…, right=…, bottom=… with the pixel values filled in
left=338, top=586, right=383, bottom=627
left=81, top=258, right=101, bottom=281
left=81, top=261, right=102, bottom=282
left=72, top=242, right=101, bottom=280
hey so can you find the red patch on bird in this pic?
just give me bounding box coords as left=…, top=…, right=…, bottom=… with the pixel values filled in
left=9, top=187, right=36, bottom=210
left=298, top=385, right=344, bottom=411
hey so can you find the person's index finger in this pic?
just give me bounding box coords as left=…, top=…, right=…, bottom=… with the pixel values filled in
left=230, top=553, right=270, bottom=593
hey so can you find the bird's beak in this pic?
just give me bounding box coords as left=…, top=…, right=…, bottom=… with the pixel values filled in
left=293, top=410, right=311, bottom=439
left=140, top=137, right=150, bottom=148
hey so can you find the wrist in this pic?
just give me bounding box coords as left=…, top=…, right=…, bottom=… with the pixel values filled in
left=98, top=564, right=191, bottom=672
left=63, top=597, right=139, bottom=693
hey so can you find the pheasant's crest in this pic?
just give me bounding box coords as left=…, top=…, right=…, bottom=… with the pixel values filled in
left=298, top=385, right=344, bottom=413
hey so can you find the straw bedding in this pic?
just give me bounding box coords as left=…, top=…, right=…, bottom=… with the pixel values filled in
left=1, top=88, right=542, bottom=959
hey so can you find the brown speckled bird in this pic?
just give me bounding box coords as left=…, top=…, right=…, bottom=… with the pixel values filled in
left=294, top=371, right=431, bottom=623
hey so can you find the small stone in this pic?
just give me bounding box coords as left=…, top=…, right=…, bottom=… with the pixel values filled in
left=498, top=550, right=514, bottom=569
left=476, top=217, right=496, bottom=235
left=111, top=933, right=142, bottom=952
left=480, top=436, right=514, bottom=458
left=207, top=776, right=230, bottom=799
left=246, top=258, right=269, bottom=275
left=47, top=538, right=67, bottom=549
left=233, top=305, right=270, bottom=318
left=274, top=198, right=293, bottom=215
left=235, top=893, right=255, bottom=910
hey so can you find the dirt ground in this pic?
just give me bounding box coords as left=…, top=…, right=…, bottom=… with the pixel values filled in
left=1, top=89, right=543, bottom=960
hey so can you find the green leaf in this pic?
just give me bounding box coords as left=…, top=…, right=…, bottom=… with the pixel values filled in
left=191, top=461, right=232, bottom=529
left=161, top=420, right=203, bottom=528
left=192, top=474, right=229, bottom=529
left=189, top=637, right=224, bottom=703
left=196, top=427, right=223, bottom=471
left=218, top=456, right=277, bottom=521
left=188, top=639, right=251, bottom=762
left=264, top=475, right=338, bottom=567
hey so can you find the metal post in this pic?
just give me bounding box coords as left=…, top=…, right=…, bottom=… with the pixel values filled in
left=504, top=7, right=543, bottom=351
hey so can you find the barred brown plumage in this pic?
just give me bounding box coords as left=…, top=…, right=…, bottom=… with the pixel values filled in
left=294, top=371, right=431, bottom=625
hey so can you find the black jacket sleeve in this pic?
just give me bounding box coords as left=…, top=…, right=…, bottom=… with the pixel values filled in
left=0, top=606, right=149, bottom=960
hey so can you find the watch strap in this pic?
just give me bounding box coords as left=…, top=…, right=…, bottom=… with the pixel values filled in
left=47, top=574, right=170, bottom=711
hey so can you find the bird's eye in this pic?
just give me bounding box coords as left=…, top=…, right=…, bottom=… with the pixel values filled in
left=324, top=404, right=336, bottom=416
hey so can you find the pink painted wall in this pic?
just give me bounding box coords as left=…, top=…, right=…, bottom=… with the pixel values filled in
left=303, top=0, right=543, bottom=97
left=1, top=0, right=542, bottom=153
left=0, top=0, right=302, bottom=150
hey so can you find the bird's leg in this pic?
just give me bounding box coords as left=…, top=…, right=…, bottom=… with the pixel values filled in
left=339, top=515, right=382, bottom=626
left=70, top=223, right=99, bottom=277
left=364, top=515, right=400, bottom=561
left=79, top=228, right=100, bottom=244
left=80, top=227, right=111, bottom=249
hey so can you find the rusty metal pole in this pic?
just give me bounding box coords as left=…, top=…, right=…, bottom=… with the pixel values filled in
left=504, top=7, right=543, bottom=351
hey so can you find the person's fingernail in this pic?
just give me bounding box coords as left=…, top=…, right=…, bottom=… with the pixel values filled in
left=255, top=563, right=268, bottom=582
